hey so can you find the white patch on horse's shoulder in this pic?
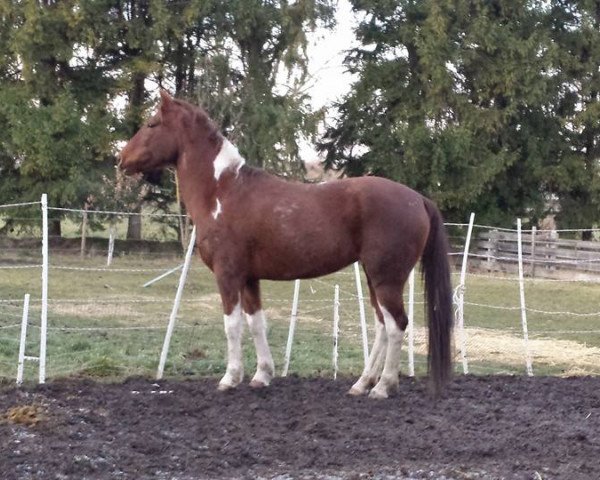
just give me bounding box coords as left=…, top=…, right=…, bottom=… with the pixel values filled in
left=214, top=139, right=245, bottom=180
left=212, top=198, right=222, bottom=219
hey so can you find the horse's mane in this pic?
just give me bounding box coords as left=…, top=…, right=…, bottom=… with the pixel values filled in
left=240, top=165, right=268, bottom=178
left=175, top=98, right=223, bottom=145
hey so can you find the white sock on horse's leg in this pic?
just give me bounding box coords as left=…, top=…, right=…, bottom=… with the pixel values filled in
left=245, top=310, right=275, bottom=387
left=369, top=306, right=405, bottom=399
left=349, top=319, right=388, bottom=395
left=218, top=301, right=245, bottom=390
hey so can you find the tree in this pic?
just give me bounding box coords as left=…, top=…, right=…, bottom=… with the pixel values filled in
left=193, top=0, right=335, bottom=177
left=321, top=0, right=600, bottom=229
left=0, top=0, right=337, bottom=240
left=0, top=1, right=116, bottom=235
left=544, top=1, right=600, bottom=235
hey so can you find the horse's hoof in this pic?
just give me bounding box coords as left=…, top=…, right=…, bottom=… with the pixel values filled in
left=249, top=379, right=268, bottom=388
left=217, top=376, right=241, bottom=391
left=368, top=387, right=389, bottom=399
left=369, top=380, right=398, bottom=399
left=217, top=382, right=236, bottom=391
left=347, top=386, right=368, bottom=396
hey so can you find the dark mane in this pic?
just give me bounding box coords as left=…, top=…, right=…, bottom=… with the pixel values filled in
left=177, top=98, right=223, bottom=145
left=239, top=164, right=268, bottom=178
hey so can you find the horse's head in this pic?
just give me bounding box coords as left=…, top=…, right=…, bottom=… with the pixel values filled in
left=119, top=90, right=182, bottom=175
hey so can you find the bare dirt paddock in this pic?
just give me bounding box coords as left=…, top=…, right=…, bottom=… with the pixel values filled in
left=1, top=375, right=599, bottom=480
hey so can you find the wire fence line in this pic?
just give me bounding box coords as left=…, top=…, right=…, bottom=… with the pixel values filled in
left=1, top=198, right=600, bottom=383
left=469, top=251, right=600, bottom=265
left=47, top=206, right=186, bottom=218
left=0, top=201, right=40, bottom=209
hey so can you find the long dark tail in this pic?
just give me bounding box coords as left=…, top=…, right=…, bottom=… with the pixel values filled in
left=421, top=197, right=453, bottom=396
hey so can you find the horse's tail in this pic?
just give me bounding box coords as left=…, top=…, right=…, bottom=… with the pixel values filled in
left=421, top=197, right=453, bottom=396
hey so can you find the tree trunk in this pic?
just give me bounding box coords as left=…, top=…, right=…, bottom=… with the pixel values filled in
left=48, top=218, right=62, bottom=238
left=124, top=43, right=147, bottom=241
left=126, top=210, right=142, bottom=240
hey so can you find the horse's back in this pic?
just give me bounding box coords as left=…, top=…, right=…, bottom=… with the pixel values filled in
left=305, top=175, right=431, bottom=250
left=344, top=176, right=429, bottom=229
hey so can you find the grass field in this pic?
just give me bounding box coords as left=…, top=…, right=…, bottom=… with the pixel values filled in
left=1, top=230, right=600, bottom=384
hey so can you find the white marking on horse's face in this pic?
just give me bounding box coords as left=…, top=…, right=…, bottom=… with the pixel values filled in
left=212, top=198, right=222, bottom=219
left=213, top=139, right=245, bottom=181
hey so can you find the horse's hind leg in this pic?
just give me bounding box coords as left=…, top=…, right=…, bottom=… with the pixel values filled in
left=349, top=319, right=387, bottom=395
left=349, top=274, right=388, bottom=395
left=368, top=283, right=408, bottom=400
left=241, top=279, right=275, bottom=388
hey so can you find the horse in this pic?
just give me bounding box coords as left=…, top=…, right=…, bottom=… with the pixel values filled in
left=119, top=90, right=453, bottom=399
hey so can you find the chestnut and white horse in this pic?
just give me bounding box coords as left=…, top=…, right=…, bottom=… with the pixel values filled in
left=120, top=91, right=453, bottom=398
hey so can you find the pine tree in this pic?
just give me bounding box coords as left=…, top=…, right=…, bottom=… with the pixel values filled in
left=0, top=1, right=116, bottom=235
left=194, top=0, right=335, bottom=177
left=321, top=0, right=599, bottom=229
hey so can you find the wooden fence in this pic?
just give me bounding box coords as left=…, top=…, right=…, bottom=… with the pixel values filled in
left=474, top=229, right=600, bottom=280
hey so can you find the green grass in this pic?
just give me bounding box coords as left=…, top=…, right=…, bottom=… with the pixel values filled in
left=1, top=236, right=599, bottom=383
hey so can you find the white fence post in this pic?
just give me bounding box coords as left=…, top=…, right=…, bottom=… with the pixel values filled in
left=407, top=268, right=415, bottom=377
left=16, top=294, right=31, bottom=385
left=333, top=284, right=340, bottom=380
left=353, top=262, right=369, bottom=368
left=39, top=193, right=48, bottom=384
left=517, top=218, right=534, bottom=376
left=80, top=205, right=88, bottom=258
left=456, top=212, right=475, bottom=374
left=282, top=279, right=301, bottom=377
left=530, top=225, right=537, bottom=277
left=157, top=225, right=197, bottom=380
left=107, top=225, right=115, bottom=266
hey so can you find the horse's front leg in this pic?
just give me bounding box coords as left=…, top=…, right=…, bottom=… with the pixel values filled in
left=216, top=275, right=245, bottom=391
left=242, top=279, right=275, bottom=388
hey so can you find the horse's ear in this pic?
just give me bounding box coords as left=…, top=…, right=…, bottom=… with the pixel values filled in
left=159, top=89, right=173, bottom=112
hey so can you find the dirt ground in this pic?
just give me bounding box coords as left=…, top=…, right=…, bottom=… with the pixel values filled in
left=1, top=375, right=599, bottom=480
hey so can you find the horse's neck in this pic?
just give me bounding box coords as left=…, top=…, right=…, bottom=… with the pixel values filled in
left=175, top=141, right=246, bottom=224
left=176, top=150, right=219, bottom=223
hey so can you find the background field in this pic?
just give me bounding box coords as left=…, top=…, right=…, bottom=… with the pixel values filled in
left=1, top=211, right=599, bottom=384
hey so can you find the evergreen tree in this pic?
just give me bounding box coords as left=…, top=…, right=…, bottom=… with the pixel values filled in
left=545, top=1, right=600, bottom=235
left=0, top=0, right=332, bottom=239
left=0, top=1, right=116, bottom=234
left=321, top=0, right=599, bottom=229
left=194, top=0, right=335, bottom=177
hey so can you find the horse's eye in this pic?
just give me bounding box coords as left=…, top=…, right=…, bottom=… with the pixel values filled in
left=147, top=120, right=159, bottom=128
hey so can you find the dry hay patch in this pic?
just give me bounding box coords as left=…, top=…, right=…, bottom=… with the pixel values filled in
left=192, top=292, right=222, bottom=310
left=408, top=327, right=600, bottom=374
left=1, top=404, right=45, bottom=427
left=462, top=328, right=600, bottom=373
left=49, top=302, right=144, bottom=320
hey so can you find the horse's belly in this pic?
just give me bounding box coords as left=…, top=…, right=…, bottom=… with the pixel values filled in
left=252, top=234, right=358, bottom=281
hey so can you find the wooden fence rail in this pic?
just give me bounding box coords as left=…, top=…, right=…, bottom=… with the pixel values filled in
left=474, top=230, right=600, bottom=280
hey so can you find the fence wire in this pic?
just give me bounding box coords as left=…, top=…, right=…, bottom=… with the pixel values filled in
left=1, top=200, right=599, bottom=382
